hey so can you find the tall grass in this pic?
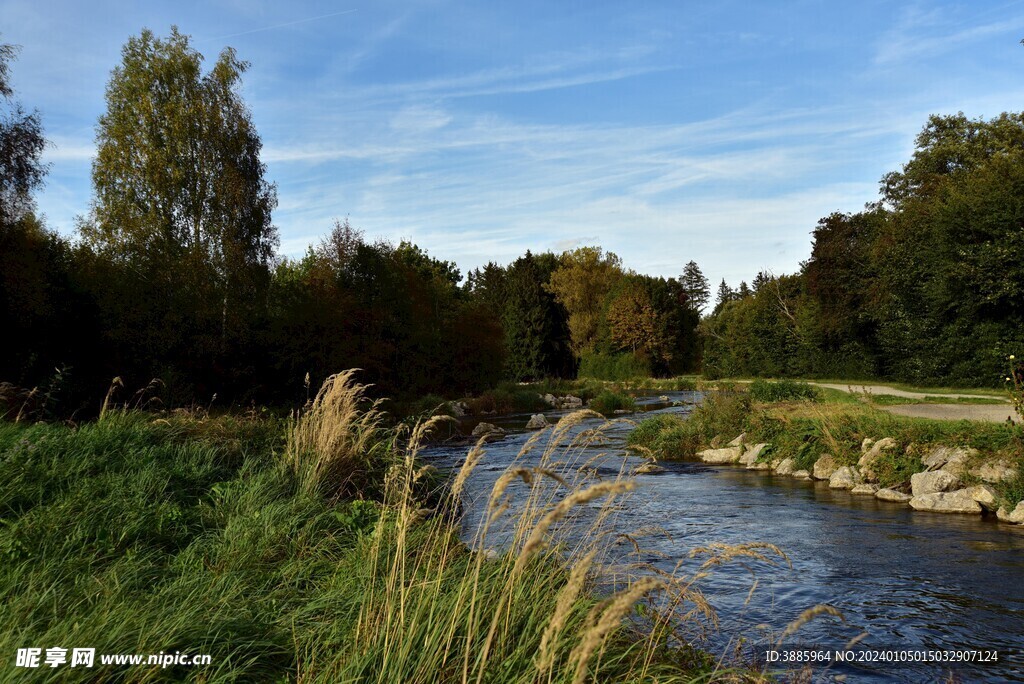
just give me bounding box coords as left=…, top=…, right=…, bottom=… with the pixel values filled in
left=0, top=374, right=788, bottom=682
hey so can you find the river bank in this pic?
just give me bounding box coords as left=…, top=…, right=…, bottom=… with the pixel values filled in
left=629, top=383, right=1024, bottom=526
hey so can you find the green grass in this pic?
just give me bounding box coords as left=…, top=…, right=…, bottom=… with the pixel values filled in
left=748, top=379, right=820, bottom=403
left=0, top=376, right=767, bottom=683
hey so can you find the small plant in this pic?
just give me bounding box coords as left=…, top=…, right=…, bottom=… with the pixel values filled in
left=1006, top=355, right=1023, bottom=421
left=749, top=379, right=820, bottom=403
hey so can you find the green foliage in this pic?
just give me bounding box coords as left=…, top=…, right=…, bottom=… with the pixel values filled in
left=748, top=379, right=821, bottom=403
left=579, top=352, right=650, bottom=381
left=589, top=390, right=637, bottom=416
left=870, top=447, right=925, bottom=489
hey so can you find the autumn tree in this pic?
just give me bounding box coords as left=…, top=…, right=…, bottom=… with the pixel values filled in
left=607, top=279, right=667, bottom=359
left=545, top=246, right=623, bottom=355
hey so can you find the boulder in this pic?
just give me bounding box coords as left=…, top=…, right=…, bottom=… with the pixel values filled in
left=658, top=395, right=671, bottom=402
left=542, top=393, right=558, bottom=407
left=812, top=454, right=841, bottom=480
left=635, top=462, right=665, bottom=474
left=910, top=470, right=960, bottom=497
left=472, top=422, right=505, bottom=439
left=791, top=469, right=812, bottom=480
left=861, top=437, right=874, bottom=454
left=525, top=414, right=549, bottom=430
left=829, top=466, right=863, bottom=490
left=909, top=489, right=983, bottom=514
left=739, top=443, right=768, bottom=465
left=876, top=488, right=913, bottom=502
left=996, top=502, right=1024, bottom=524
left=972, top=461, right=1017, bottom=483
left=858, top=438, right=897, bottom=482
left=921, top=446, right=977, bottom=473
left=698, top=446, right=743, bottom=464
left=728, top=433, right=747, bottom=447
left=561, top=395, right=583, bottom=409
left=747, top=460, right=774, bottom=470
left=967, top=484, right=999, bottom=512
left=774, top=457, right=796, bottom=476
left=851, top=483, right=880, bottom=495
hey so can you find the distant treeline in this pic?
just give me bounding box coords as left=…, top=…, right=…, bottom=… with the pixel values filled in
left=703, top=112, right=1024, bottom=387
left=0, top=29, right=704, bottom=415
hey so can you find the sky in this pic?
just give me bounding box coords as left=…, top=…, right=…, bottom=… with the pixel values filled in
left=2, top=0, right=1023, bottom=288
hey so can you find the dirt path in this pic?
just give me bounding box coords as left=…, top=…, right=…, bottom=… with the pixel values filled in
left=809, top=383, right=1019, bottom=423
left=810, top=382, right=1006, bottom=401
left=880, top=403, right=1020, bottom=424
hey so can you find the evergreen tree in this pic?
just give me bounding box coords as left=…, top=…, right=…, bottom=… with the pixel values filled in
left=679, top=260, right=710, bottom=314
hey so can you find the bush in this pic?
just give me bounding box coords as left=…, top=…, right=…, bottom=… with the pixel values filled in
left=589, top=390, right=637, bottom=416
left=749, top=379, right=820, bottom=403
left=579, top=352, right=650, bottom=381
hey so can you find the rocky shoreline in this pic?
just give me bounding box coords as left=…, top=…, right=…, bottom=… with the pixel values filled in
left=696, top=434, right=1024, bottom=525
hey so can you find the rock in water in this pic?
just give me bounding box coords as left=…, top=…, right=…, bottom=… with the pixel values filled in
left=829, top=466, right=862, bottom=490
left=996, top=502, right=1024, bottom=524
left=739, top=443, right=768, bottom=465
left=851, top=483, right=880, bottom=495
left=728, top=433, right=746, bottom=447
left=698, top=446, right=743, bottom=464
left=967, top=484, right=999, bottom=511
left=812, top=454, right=840, bottom=480
left=909, top=490, right=983, bottom=514
left=471, top=422, right=505, bottom=440
left=910, top=470, right=960, bottom=497
left=774, top=458, right=795, bottom=476
left=876, top=488, right=912, bottom=502
left=525, top=414, right=549, bottom=429
left=635, top=462, right=665, bottom=474
left=791, top=469, right=812, bottom=479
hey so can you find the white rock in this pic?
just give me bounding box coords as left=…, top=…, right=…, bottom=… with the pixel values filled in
left=851, top=483, right=880, bottom=495
left=698, top=446, right=743, bottom=464
left=658, top=395, right=671, bottom=402
left=967, top=484, right=999, bottom=511
left=774, top=458, right=796, bottom=476
left=542, top=393, right=558, bottom=407
left=910, top=470, right=960, bottom=497
left=791, top=469, right=812, bottom=479
left=739, top=443, right=768, bottom=465
left=972, top=461, right=1017, bottom=483
left=635, top=462, right=665, bottom=474
left=858, top=437, right=897, bottom=482
left=996, top=502, right=1024, bottom=524
left=861, top=437, right=874, bottom=454
left=812, top=454, right=840, bottom=480
left=560, top=395, right=583, bottom=408
left=909, top=490, right=983, bottom=514
left=728, top=433, right=747, bottom=447
left=921, top=446, right=977, bottom=473
left=829, top=466, right=862, bottom=490
left=876, top=488, right=913, bottom=502
left=747, top=460, right=774, bottom=470
left=525, top=414, right=549, bottom=429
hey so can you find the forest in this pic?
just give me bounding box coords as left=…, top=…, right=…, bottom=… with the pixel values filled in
left=703, top=111, right=1024, bottom=388
left=4, top=28, right=1024, bottom=420
left=0, top=30, right=704, bottom=415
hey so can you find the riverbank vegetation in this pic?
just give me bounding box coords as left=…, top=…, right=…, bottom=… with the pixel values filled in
left=702, top=113, right=1024, bottom=389
left=0, top=372, right=784, bottom=682
left=630, top=383, right=1024, bottom=510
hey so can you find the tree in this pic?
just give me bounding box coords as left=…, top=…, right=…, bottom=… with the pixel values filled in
left=0, top=39, right=47, bottom=226
left=607, top=279, right=668, bottom=360
left=79, top=28, right=278, bottom=395
left=679, top=261, right=710, bottom=314
left=714, top=279, right=734, bottom=311
left=82, top=29, right=277, bottom=339
left=545, top=246, right=622, bottom=355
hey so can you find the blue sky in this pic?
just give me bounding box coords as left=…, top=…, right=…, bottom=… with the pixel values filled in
left=3, top=1, right=1023, bottom=288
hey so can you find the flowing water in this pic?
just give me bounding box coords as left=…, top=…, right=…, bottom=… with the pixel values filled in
left=421, top=391, right=1024, bottom=683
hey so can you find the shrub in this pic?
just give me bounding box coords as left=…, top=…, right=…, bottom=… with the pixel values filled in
left=589, top=390, right=637, bottom=416
left=749, top=379, right=820, bottom=403
left=579, top=352, right=650, bottom=381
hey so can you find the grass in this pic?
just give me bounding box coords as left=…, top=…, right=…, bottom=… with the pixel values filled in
left=0, top=373, right=785, bottom=683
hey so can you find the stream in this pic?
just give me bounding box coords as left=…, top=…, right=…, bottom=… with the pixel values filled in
left=420, top=391, right=1024, bottom=683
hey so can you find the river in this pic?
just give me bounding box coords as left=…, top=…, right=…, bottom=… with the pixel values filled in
left=421, top=391, right=1024, bottom=683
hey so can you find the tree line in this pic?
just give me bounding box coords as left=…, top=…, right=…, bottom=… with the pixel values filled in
left=702, top=111, right=1024, bottom=387
left=0, top=29, right=705, bottom=415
